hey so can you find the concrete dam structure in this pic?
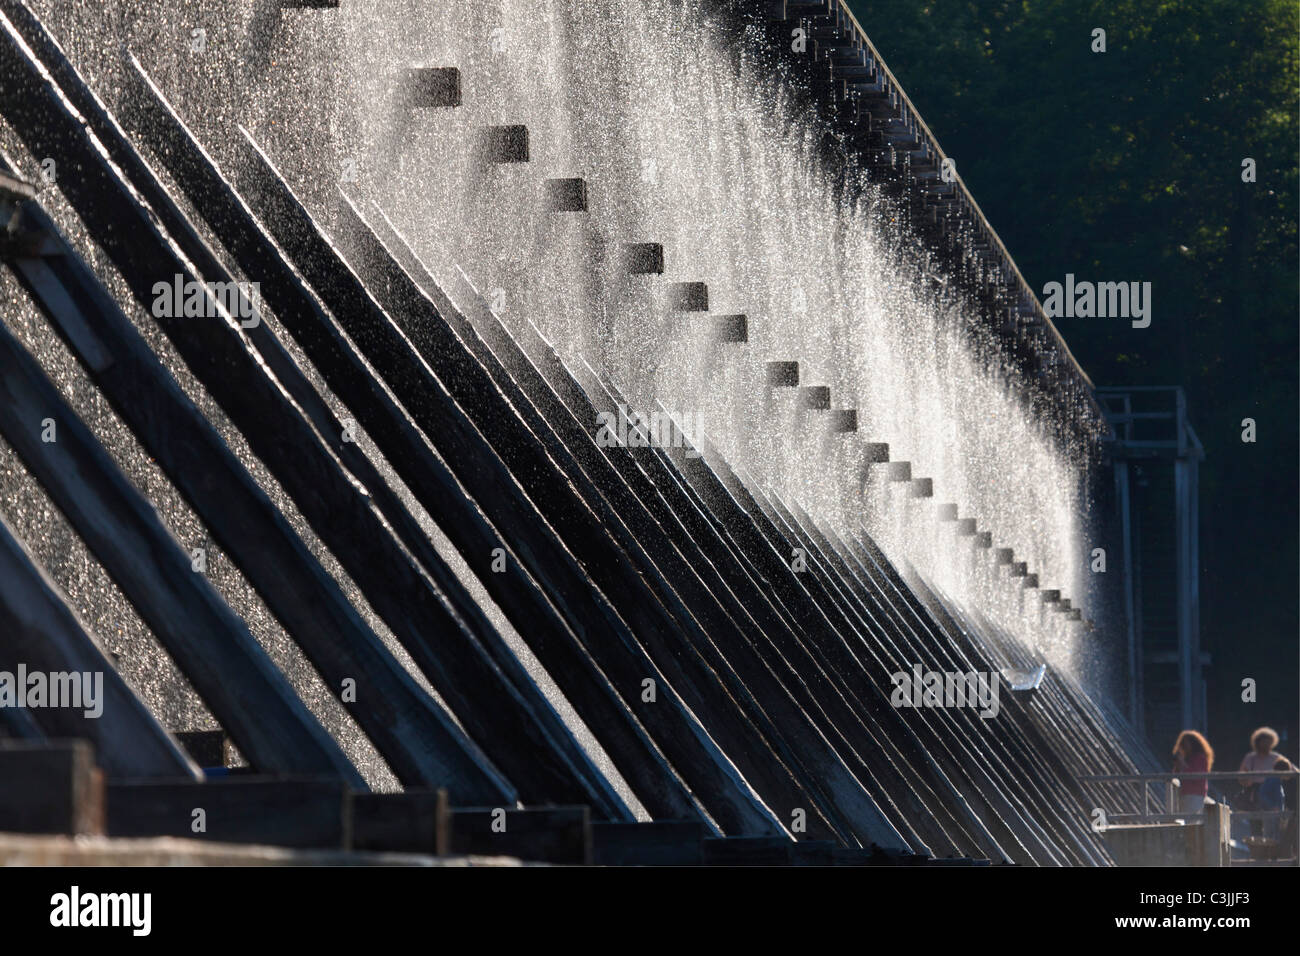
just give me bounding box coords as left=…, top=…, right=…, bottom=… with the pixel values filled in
left=0, top=0, right=1162, bottom=865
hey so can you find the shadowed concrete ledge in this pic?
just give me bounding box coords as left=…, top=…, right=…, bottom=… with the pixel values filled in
left=0, top=833, right=532, bottom=867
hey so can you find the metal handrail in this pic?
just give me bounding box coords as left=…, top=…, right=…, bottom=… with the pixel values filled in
left=1080, top=770, right=1298, bottom=822
left=1082, top=771, right=1298, bottom=864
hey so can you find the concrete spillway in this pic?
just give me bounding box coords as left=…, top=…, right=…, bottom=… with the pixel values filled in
left=0, top=0, right=1157, bottom=864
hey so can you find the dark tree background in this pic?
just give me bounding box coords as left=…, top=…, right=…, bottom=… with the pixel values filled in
left=848, top=0, right=1299, bottom=758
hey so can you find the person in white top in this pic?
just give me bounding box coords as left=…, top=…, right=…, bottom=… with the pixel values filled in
left=1239, top=727, right=1284, bottom=828
left=1240, top=726, right=1284, bottom=778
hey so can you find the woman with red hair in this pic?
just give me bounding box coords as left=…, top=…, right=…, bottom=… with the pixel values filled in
left=1172, top=730, right=1214, bottom=816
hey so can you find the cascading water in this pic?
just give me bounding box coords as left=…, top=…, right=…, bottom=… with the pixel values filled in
left=1, top=0, right=1116, bottom=789
left=334, top=0, right=1098, bottom=673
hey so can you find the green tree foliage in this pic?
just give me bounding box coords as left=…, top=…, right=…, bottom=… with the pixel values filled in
left=848, top=0, right=1298, bottom=748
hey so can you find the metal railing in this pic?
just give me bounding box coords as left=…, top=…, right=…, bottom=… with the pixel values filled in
left=1080, top=770, right=1299, bottom=864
